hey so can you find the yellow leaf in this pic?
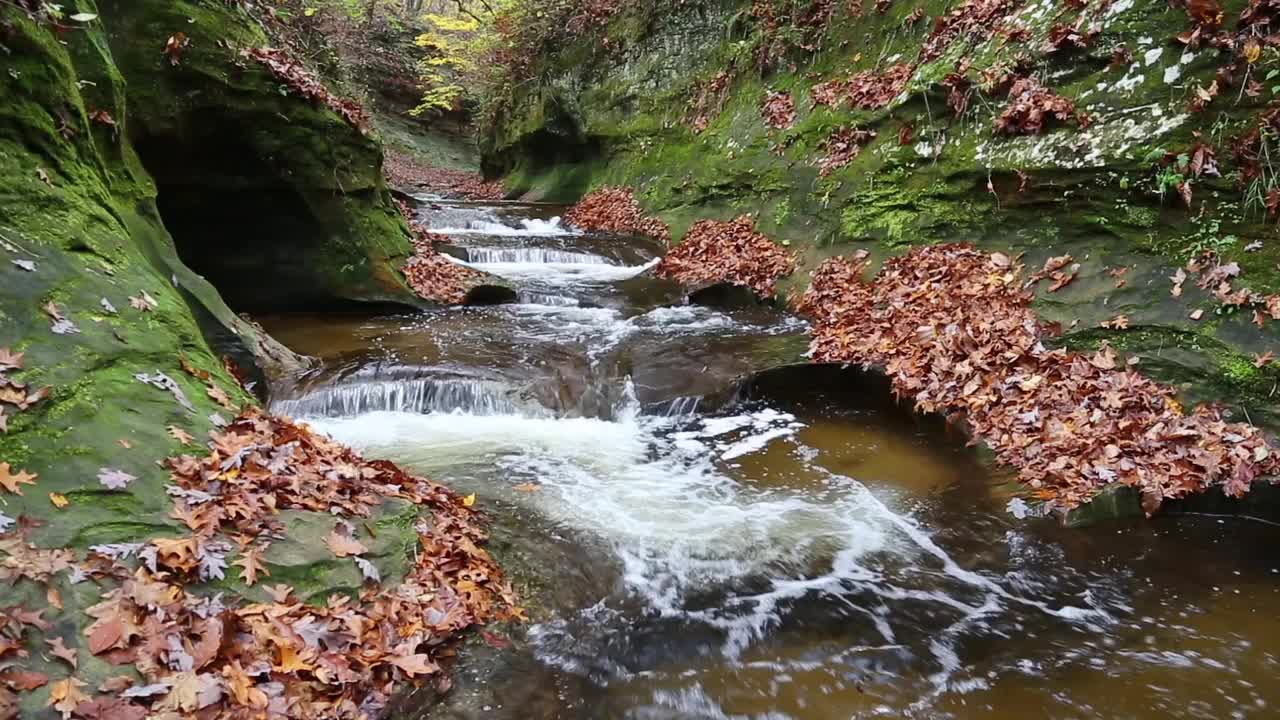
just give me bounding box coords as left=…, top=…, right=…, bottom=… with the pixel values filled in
left=274, top=644, right=315, bottom=674
left=462, top=493, right=476, bottom=507
left=49, top=492, right=69, bottom=509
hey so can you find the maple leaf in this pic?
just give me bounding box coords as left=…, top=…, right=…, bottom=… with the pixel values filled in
left=49, top=492, right=69, bottom=509
left=168, top=425, right=195, bottom=445
left=46, top=636, right=78, bottom=669
left=325, top=531, right=368, bottom=558
left=512, top=482, right=541, bottom=492
left=0, top=463, right=37, bottom=495
left=97, top=468, right=137, bottom=490
left=0, top=349, right=21, bottom=371
left=233, top=547, right=269, bottom=586
left=1255, top=351, right=1275, bottom=368
left=46, top=677, right=88, bottom=720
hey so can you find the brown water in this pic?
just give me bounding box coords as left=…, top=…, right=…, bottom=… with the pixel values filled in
left=260, top=201, right=1280, bottom=720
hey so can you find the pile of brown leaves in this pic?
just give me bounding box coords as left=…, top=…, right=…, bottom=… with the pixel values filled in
left=811, top=64, right=913, bottom=110
left=0, top=407, right=520, bottom=718
left=656, top=216, right=797, bottom=298
left=798, top=244, right=1279, bottom=511
left=761, top=91, right=797, bottom=130
left=404, top=251, right=482, bottom=305
left=395, top=200, right=484, bottom=305
left=818, top=127, right=877, bottom=175
left=241, top=48, right=369, bottom=132
left=688, top=72, right=732, bottom=133
left=993, top=77, right=1088, bottom=136
left=383, top=150, right=505, bottom=201
left=1179, top=251, right=1280, bottom=326
left=920, top=0, right=1020, bottom=63
left=563, top=187, right=672, bottom=243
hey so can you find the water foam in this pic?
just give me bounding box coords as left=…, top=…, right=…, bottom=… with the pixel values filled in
left=435, top=217, right=581, bottom=237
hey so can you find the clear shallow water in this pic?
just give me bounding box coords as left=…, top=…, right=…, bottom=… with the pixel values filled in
left=260, top=202, right=1280, bottom=719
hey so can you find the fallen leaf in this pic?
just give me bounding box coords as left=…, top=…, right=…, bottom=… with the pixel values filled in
left=49, top=492, right=69, bottom=509
left=462, top=493, right=476, bottom=507
left=207, top=385, right=235, bottom=410
left=0, top=669, right=49, bottom=691
left=0, top=463, right=37, bottom=495
left=389, top=653, right=439, bottom=677
left=168, top=426, right=195, bottom=445
left=324, top=531, right=367, bottom=558
left=88, top=617, right=124, bottom=655
left=128, top=292, right=158, bottom=312
left=97, top=468, right=136, bottom=490
left=273, top=644, right=315, bottom=674
left=1255, top=351, right=1275, bottom=368
left=46, top=677, right=87, bottom=719
left=46, top=636, right=78, bottom=669
left=1189, top=308, right=1205, bottom=321
left=233, top=547, right=268, bottom=586
left=511, top=483, right=541, bottom=493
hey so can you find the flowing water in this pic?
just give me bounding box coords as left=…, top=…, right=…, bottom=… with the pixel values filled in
left=261, top=200, right=1280, bottom=719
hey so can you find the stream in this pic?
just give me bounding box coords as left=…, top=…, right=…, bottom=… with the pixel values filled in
left=260, top=201, right=1280, bottom=719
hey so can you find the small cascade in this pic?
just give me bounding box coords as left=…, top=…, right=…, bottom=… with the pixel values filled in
left=434, top=217, right=579, bottom=237
left=466, top=248, right=611, bottom=265
left=273, top=375, right=542, bottom=418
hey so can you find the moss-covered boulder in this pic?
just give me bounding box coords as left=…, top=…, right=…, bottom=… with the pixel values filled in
left=93, top=0, right=421, bottom=311
left=0, top=3, right=473, bottom=714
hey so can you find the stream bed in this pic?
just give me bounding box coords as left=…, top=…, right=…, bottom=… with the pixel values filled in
left=260, top=201, right=1280, bottom=719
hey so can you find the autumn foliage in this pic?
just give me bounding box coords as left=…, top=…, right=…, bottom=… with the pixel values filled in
left=657, top=216, right=797, bottom=298
left=564, top=186, right=672, bottom=242
left=399, top=202, right=484, bottom=304
left=798, top=245, right=1279, bottom=511
left=384, top=150, right=506, bottom=201
left=242, top=47, right=370, bottom=131
left=993, top=77, right=1088, bottom=137
left=0, top=407, right=519, bottom=718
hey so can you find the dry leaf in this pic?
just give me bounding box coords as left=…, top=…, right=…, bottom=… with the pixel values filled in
left=46, top=677, right=88, bottom=719
left=324, top=531, right=368, bottom=558
left=46, top=636, right=78, bottom=669
left=0, top=464, right=35, bottom=495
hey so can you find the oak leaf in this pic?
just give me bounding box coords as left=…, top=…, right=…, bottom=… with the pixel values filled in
left=0, top=464, right=37, bottom=495
left=46, top=637, right=77, bottom=669
left=233, top=547, right=269, bottom=586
